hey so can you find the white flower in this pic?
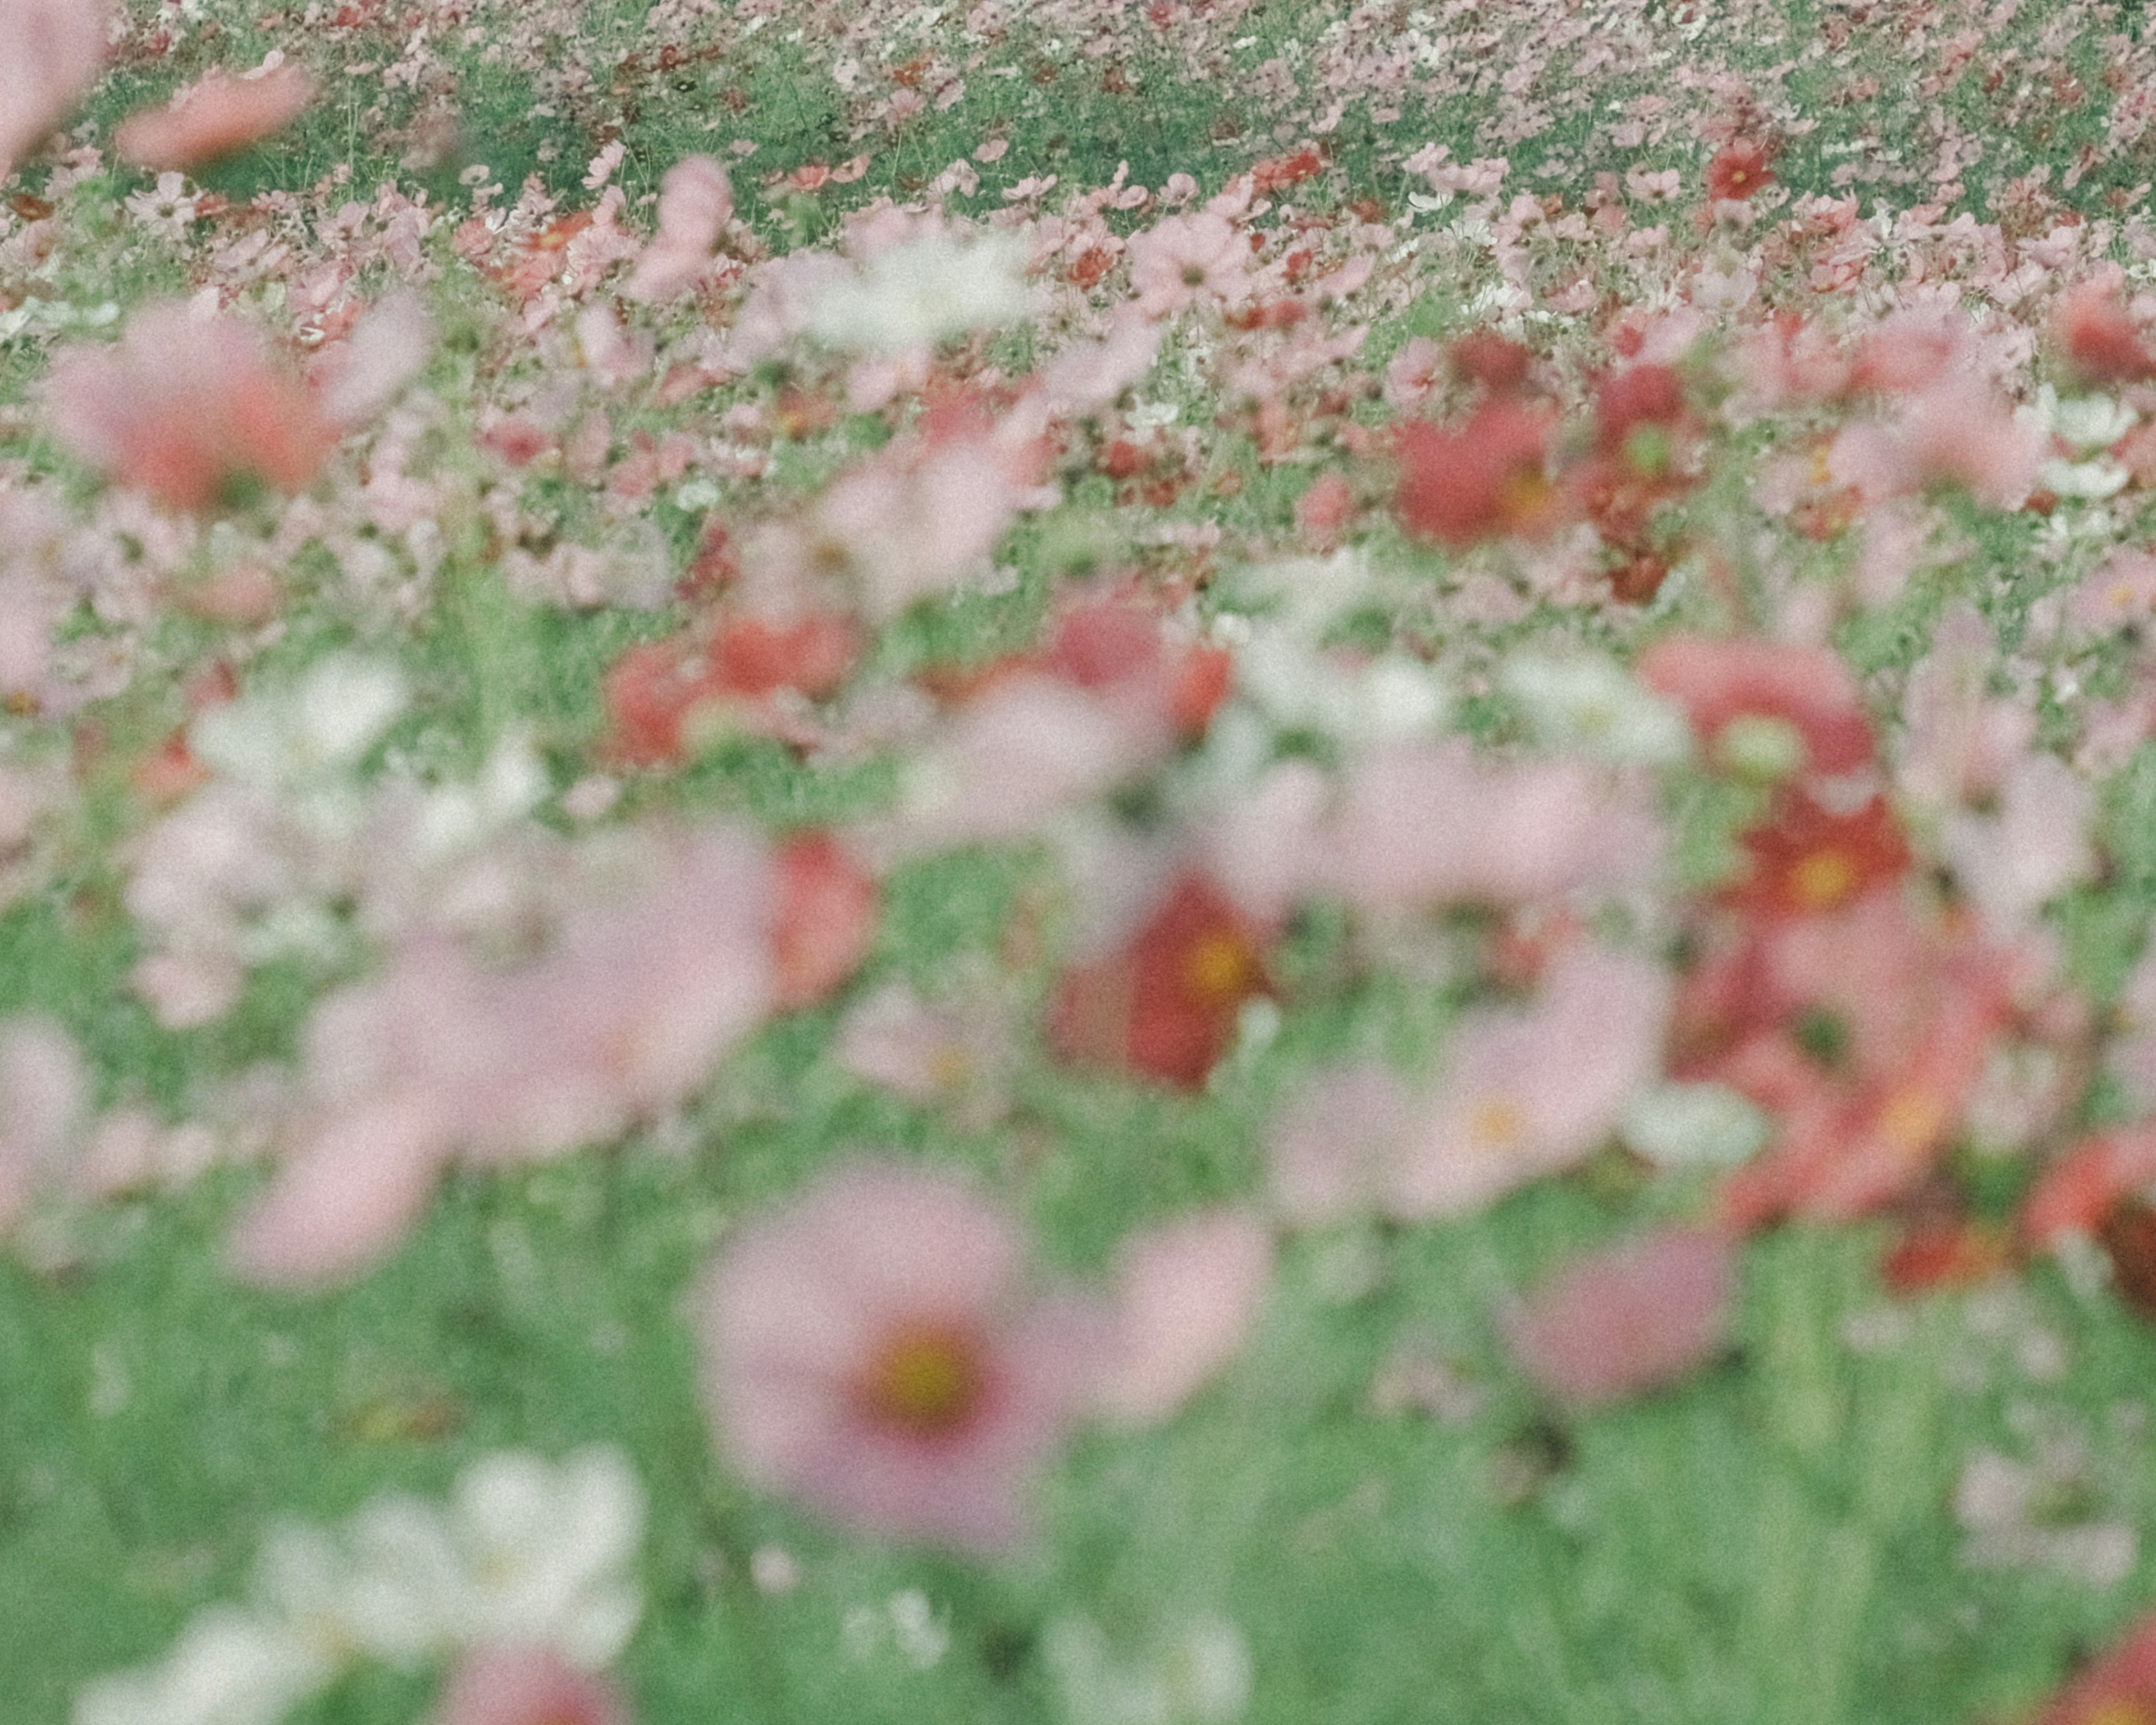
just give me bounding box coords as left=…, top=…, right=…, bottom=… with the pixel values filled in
left=1233, top=627, right=1449, bottom=745
left=1045, top=1613, right=1253, bottom=1725
left=190, top=656, right=409, bottom=791
left=1500, top=652, right=1692, bottom=766
left=1621, top=1081, right=1771, bottom=1169
left=445, top=1446, right=647, bottom=1667
left=74, top=1608, right=331, bottom=1725
left=805, top=231, right=1037, bottom=353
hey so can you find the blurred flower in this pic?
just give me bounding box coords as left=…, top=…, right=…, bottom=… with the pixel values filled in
left=1500, top=652, right=1692, bottom=765
left=805, top=230, right=1035, bottom=352
left=1392, top=398, right=1566, bottom=549
left=1044, top=1613, right=1253, bottom=1725
left=45, top=301, right=340, bottom=513
left=696, top=1160, right=1106, bottom=1551
left=74, top=1607, right=331, bottom=1725
left=1500, top=1226, right=1735, bottom=1408
left=622, top=154, right=733, bottom=302
left=1389, top=944, right=1670, bottom=1220
left=2029, top=1609, right=2156, bottom=1724
left=1095, top=1208, right=1272, bottom=1425
left=429, top=1648, right=632, bottom=1725
left=0, top=0, right=109, bottom=174
left=114, top=63, right=314, bottom=171
left=1048, top=870, right=1273, bottom=1090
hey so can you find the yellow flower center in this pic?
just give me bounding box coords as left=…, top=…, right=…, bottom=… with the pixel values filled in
left=1184, top=930, right=1259, bottom=1005
left=1469, top=1098, right=1528, bottom=1153
left=1791, top=848, right=1857, bottom=910
left=860, top=1322, right=985, bottom=1438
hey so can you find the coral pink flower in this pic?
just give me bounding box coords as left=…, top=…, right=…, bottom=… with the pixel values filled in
left=113, top=63, right=314, bottom=171
left=45, top=301, right=339, bottom=513
left=1387, top=944, right=1670, bottom=1221
left=1501, top=1226, right=1735, bottom=1408
left=770, top=831, right=878, bottom=1010
left=1047, top=870, right=1272, bottom=1090
left=1704, top=137, right=1775, bottom=203
left=601, top=610, right=863, bottom=766
left=623, top=154, right=734, bottom=302
left=2052, top=273, right=2156, bottom=386
left=1126, top=210, right=1253, bottom=318
left=1637, top=634, right=1875, bottom=777
left=0, top=0, right=109, bottom=175
left=1392, top=398, right=1566, bottom=549
left=1095, top=1208, right=1273, bottom=1425
left=2029, top=1610, right=2156, bottom=1725
left=2020, top=1126, right=2156, bottom=1249
left=430, top=1647, right=632, bottom=1725
left=696, top=1160, right=1105, bottom=1552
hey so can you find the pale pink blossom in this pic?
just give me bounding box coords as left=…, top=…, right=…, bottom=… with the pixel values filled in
left=1095, top=1208, right=1272, bottom=1425
left=696, top=1160, right=1106, bottom=1551
left=1828, top=375, right=2043, bottom=510
left=623, top=155, right=734, bottom=302
left=833, top=977, right=1018, bottom=1129
left=0, top=1015, right=85, bottom=1233
left=430, top=1647, right=631, bottom=1725
left=231, top=828, right=777, bottom=1288
left=1126, top=211, right=1252, bottom=319
left=2070, top=547, right=2156, bottom=636
left=0, top=0, right=109, bottom=176
left=45, top=301, right=339, bottom=513
left=1500, top=1226, right=1735, bottom=1408
left=113, top=62, right=314, bottom=171
left=1388, top=946, right=1671, bottom=1221
left=1314, top=742, right=1665, bottom=912
left=1267, top=1062, right=1414, bottom=1227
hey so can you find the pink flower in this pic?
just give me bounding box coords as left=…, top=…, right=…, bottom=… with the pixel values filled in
left=0, top=1015, right=85, bottom=1234
left=622, top=155, right=733, bottom=302
left=1827, top=375, right=2043, bottom=511
left=45, top=300, right=339, bottom=513
left=0, top=0, right=109, bottom=174
left=1126, top=211, right=1252, bottom=318
left=430, top=1647, right=632, bottom=1725
left=113, top=62, right=314, bottom=171
left=1638, top=633, right=1875, bottom=778
left=231, top=828, right=778, bottom=1288
left=696, top=1161, right=1104, bottom=1552
left=1500, top=1226, right=1735, bottom=1408
left=1388, top=944, right=1671, bottom=1221
left=1268, top=1062, right=1414, bottom=1227
left=1317, top=741, right=1664, bottom=912
left=1095, top=1208, right=1272, bottom=1425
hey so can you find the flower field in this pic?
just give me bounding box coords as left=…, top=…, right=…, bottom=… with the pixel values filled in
left=17, top=0, right=2156, bottom=1719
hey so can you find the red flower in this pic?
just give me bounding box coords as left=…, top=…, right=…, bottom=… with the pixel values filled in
left=1725, top=791, right=1911, bottom=920
left=1048, top=873, right=1271, bottom=1089
left=1393, top=399, right=1566, bottom=550
left=600, top=611, right=861, bottom=766
left=1705, top=138, right=1776, bottom=202
left=2030, top=1610, right=2156, bottom=1725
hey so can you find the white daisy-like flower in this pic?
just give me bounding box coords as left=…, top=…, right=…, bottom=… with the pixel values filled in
left=805, top=231, right=1037, bottom=353
left=1621, top=1081, right=1772, bottom=1170
left=1500, top=652, right=1693, bottom=766
left=73, top=1607, right=331, bottom=1725
left=190, top=655, right=410, bottom=791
